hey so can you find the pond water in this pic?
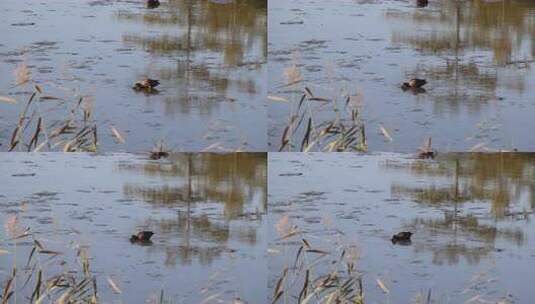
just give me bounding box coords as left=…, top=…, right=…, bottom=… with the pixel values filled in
left=269, top=0, right=535, bottom=152
left=269, top=152, right=535, bottom=303
left=0, top=0, right=267, bottom=152
left=0, top=152, right=267, bottom=303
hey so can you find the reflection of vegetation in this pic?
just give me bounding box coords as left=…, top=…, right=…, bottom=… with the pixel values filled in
left=118, top=153, right=266, bottom=266
left=120, top=153, right=267, bottom=217
left=386, top=153, right=535, bottom=264
left=387, top=0, right=535, bottom=65
left=411, top=212, right=524, bottom=265
left=388, top=153, right=535, bottom=216
left=387, top=0, right=535, bottom=107
left=144, top=212, right=258, bottom=267
left=408, top=60, right=499, bottom=111
left=118, top=0, right=266, bottom=63
left=116, top=0, right=266, bottom=110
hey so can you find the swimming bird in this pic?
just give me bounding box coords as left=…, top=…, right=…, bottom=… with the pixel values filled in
left=150, top=142, right=170, bottom=160
left=233, top=298, right=248, bottom=304
left=150, top=151, right=169, bottom=160
left=133, top=78, right=160, bottom=92
left=418, top=137, right=436, bottom=159
left=417, top=0, right=428, bottom=7
left=401, top=78, right=427, bottom=90
left=130, top=231, right=154, bottom=243
left=418, top=150, right=436, bottom=159
left=391, top=231, right=412, bottom=244
left=147, top=0, right=160, bottom=9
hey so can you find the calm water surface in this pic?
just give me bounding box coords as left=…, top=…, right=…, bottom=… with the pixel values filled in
left=0, top=153, right=267, bottom=303
left=0, top=0, right=267, bottom=152
left=269, top=0, right=535, bottom=152
left=269, top=152, right=535, bottom=303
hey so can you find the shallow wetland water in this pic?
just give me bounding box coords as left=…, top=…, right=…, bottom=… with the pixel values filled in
left=269, top=0, right=535, bottom=152
left=0, top=0, right=267, bottom=152
left=0, top=152, right=267, bottom=303
left=269, top=152, right=535, bottom=303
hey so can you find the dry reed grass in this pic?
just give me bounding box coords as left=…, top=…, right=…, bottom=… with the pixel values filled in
left=272, top=215, right=364, bottom=304
left=0, top=217, right=172, bottom=304
left=7, top=64, right=98, bottom=152
left=278, top=86, right=367, bottom=152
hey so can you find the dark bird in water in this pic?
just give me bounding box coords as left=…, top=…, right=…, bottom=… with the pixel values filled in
left=418, top=150, right=436, bottom=159
left=149, top=142, right=170, bottom=160
left=133, top=78, right=160, bottom=92
left=401, top=78, right=427, bottom=90
left=150, top=151, right=169, bottom=160
left=130, top=231, right=154, bottom=243
left=391, top=231, right=412, bottom=245
left=418, top=137, right=436, bottom=159
left=401, top=78, right=427, bottom=94
left=147, top=0, right=160, bottom=9
left=416, top=0, right=428, bottom=7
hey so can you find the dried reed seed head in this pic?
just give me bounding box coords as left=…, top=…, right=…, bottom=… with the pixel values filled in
left=276, top=214, right=292, bottom=237
left=284, top=64, right=303, bottom=85
left=14, top=63, right=31, bottom=86
left=5, top=214, right=24, bottom=238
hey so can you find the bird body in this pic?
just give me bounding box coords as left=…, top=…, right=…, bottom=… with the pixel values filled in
left=130, top=231, right=154, bottom=243
left=418, top=137, right=436, bottom=159
left=133, top=78, right=160, bottom=92
left=150, top=142, right=170, bottom=160
left=418, top=150, right=436, bottom=159
left=402, top=78, right=427, bottom=89
left=147, top=0, right=160, bottom=8
left=391, top=231, right=412, bottom=244
left=417, top=0, right=428, bottom=7
left=150, top=151, right=169, bottom=160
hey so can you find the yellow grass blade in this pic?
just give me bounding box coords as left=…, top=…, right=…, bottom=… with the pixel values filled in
left=110, top=126, right=125, bottom=144
left=268, top=95, right=289, bottom=103
left=0, top=96, right=17, bottom=104
left=107, top=276, right=122, bottom=294
left=376, top=278, right=389, bottom=294
left=380, top=126, right=393, bottom=142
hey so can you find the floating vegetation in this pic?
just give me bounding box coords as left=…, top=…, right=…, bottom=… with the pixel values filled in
left=110, top=125, right=125, bottom=145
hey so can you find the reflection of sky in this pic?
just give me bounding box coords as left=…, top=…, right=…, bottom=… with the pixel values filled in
left=0, top=153, right=267, bottom=303
left=269, top=152, right=535, bottom=304
left=268, top=0, right=535, bottom=152
left=0, top=0, right=267, bottom=151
